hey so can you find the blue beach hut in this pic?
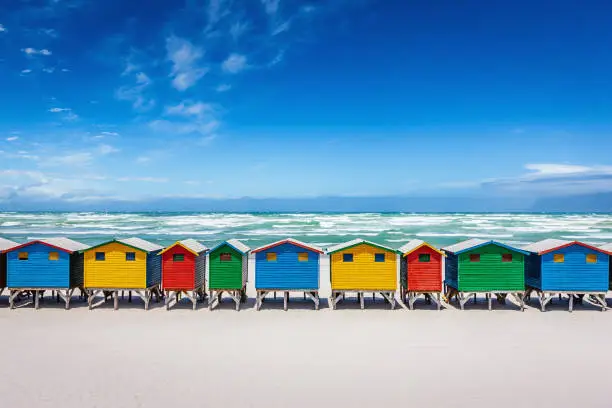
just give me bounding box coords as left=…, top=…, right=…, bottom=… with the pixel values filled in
left=5, top=238, right=89, bottom=309
left=524, top=239, right=611, bottom=311
left=252, top=238, right=324, bottom=310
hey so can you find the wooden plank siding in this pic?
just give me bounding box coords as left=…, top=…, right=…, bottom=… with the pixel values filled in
left=84, top=242, right=147, bottom=289
left=146, top=250, right=162, bottom=288
left=209, top=244, right=244, bottom=290
left=456, top=244, right=525, bottom=292
left=255, top=243, right=320, bottom=290
left=405, top=246, right=442, bottom=292
left=540, top=245, right=608, bottom=292
left=7, top=242, right=72, bottom=288
left=161, top=246, right=205, bottom=290
left=0, top=253, right=7, bottom=288
left=330, top=243, right=397, bottom=291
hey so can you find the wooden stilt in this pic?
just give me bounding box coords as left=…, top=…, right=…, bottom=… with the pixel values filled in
left=359, top=292, right=364, bottom=310
left=113, top=291, right=118, bottom=310
left=34, top=290, right=40, bottom=310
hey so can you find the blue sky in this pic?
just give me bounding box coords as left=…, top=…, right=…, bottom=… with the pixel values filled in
left=1, top=0, right=611, bottom=208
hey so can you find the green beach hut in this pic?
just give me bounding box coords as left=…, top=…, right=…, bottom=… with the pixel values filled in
left=442, top=238, right=529, bottom=311
left=208, top=239, right=250, bottom=310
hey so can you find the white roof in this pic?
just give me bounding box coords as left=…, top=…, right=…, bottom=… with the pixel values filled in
left=523, top=239, right=570, bottom=254
left=226, top=239, right=250, bottom=253
left=177, top=239, right=207, bottom=253
left=599, top=243, right=612, bottom=252
left=442, top=238, right=487, bottom=253
left=0, top=237, right=19, bottom=251
left=119, top=237, right=163, bottom=252
left=398, top=239, right=426, bottom=254
left=326, top=238, right=396, bottom=254
left=40, top=237, right=89, bottom=252
left=254, top=238, right=323, bottom=253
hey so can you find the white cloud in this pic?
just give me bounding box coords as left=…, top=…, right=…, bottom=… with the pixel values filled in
left=0, top=24, right=6, bottom=33
left=230, top=21, right=249, bottom=41
left=101, top=131, right=120, bottom=136
left=22, top=48, right=52, bottom=56
left=523, top=163, right=593, bottom=175
left=268, top=50, right=284, bottom=67
left=207, top=0, right=230, bottom=27
left=40, top=28, right=58, bottom=38
left=117, top=176, right=169, bottom=183
left=61, top=68, right=70, bottom=72
left=261, top=0, right=281, bottom=15
left=216, top=84, right=232, bottom=92
left=165, top=101, right=215, bottom=118
left=136, top=156, right=151, bottom=164
left=6, top=136, right=19, bottom=142
left=166, top=36, right=208, bottom=91
left=116, top=71, right=155, bottom=111
left=43, top=67, right=55, bottom=73
left=198, top=134, right=217, bottom=146
left=272, top=20, right=291, bottom=36
left=222, top=53, right=247, bottom=74
left=49, top=107, right=70, bottom=113
left=98, top=144, right=119, bottom=155
left=21, top=69, right=32, bottom=74
left=149, top=119, right=220, bottom=136
left=43, top=152, right=93, bottom=167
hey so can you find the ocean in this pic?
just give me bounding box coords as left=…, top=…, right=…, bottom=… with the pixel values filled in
left=1, top=212, right=612, bottom=249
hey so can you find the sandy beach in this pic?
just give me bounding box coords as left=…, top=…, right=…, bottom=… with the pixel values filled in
left=0, top=294, right=610, bottom=408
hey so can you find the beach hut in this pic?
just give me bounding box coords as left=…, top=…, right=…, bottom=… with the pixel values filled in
left=160, top=239, right=208, bottom=310
left=523, top=239, right=610, bottom=311
left=399, top=239, right=445, bottom=310
left=4, top=238, right=89, bottom=309
left=600, top=242, right=612, bottom=288
left=208, top=239, right=250, bottom=311
left=82, top=237, right=163, bottom=310
left=252, top=238, right=323, bottom=311
left=327, top=238, right=398, bottom=310
left=0, top=237, right=19, bottom=297
left=442, top=238, right=529, bottom=311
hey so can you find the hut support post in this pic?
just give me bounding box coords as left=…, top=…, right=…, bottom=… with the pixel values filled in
left=304, top=291, right=320, bottom=310
left=380, top=292, right=395, bottom=309
left=133, top=289, right=152, bottom=310
left=590, top=294, right=607, bottom=311
left=487, top=293, right=492, bottom=311
left=569, top=294, right=574, bottom=313
left=283, top=291, right=288, bottom=311
left=359, top=292, right=364, bottom=310
left=256, top=290, right=268, bottom=311
left=34, top=290, right=40, bottom=310
left=55, top=288, right=75, bottom=310
left=113, top=291, right=118, bottom=310
left=8, top=290, right=20, bottom=309
left=330, top=292, right=343, bottom=310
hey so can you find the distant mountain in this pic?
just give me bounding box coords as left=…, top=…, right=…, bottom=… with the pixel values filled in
left=530, top=193, right=612, bottom=212
left=0, top=195, right=534, bottom=212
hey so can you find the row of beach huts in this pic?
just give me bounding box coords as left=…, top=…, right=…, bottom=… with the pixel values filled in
left=0, top=236, right=612, bottom=312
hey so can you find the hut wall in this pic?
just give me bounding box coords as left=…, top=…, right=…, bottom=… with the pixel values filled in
left=84, top=242, right=146, bottom=289
left=541, top=246, right=608, bottom=292
left=255, top=243, right=319, bottom=290
left=0, top=253, right=7, bottom=288
left=146, top=250, right=162, bottom=288
left=194, top=252, right=206, bottom=289
left=209, top=245, right=243, bottom=290
left=7, top=243, right=70, bottom=288
left=162, top=246, right=196, bottom=290
left=406, top=246, right=442, bottom=292
left=457, top=244, right=525, bottom=291
left=330, top=243, right=396, bottom=291
left=525, top=253, right=542, bottom=289
left=69, top=252, right=85, bottom=288
left=444, top=253, right=459, bottom=289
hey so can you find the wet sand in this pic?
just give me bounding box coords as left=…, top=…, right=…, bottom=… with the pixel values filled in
left=0, top=294, right=610, bottom=408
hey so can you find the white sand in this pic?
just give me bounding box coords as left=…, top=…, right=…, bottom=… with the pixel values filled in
left=0, top=295, right=610, bottom=408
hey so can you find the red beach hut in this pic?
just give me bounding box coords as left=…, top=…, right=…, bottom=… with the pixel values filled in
left=399, top=239, right=445, bottom=310
left=160, top=239, right=208, bottom=310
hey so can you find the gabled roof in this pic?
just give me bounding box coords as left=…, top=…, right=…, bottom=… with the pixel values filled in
left=252, top=238, right=323, bottom=254
left=599, top=242, right=612, bottom=252
left=82, top=237, right=163, bottom=253
left=326, top=238, right=398, bottom=254
left=209, top=239, right=250, bottom=254
left=159, top=239, right=208, bottom=255
left=442, top=238, right=530, bottom=255
left=5, top=237, right=89, bottom=254
left=0, top=237, right=19, bottom=252
left=523, top=239, right=610, bottom=255
left=398, top=239, right=445, bottom=257
left=522, top=239, right=569, bottom=254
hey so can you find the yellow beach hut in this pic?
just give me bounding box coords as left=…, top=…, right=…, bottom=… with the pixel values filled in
left=82, top=237, right=163, bottom=310
left=327, top=238, right=398, bottom=310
